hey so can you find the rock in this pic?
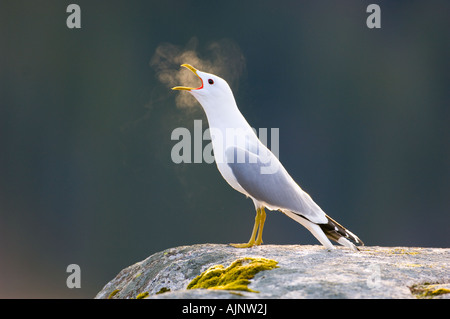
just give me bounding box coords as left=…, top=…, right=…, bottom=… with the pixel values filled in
left=95, top=244, right=449, bottom=299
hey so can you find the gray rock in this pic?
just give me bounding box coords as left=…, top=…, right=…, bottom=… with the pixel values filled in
left=95, top=244, right=449, bottom=299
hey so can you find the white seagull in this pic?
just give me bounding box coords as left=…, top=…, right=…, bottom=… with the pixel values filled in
left=172, top=64, right=363, bottom=251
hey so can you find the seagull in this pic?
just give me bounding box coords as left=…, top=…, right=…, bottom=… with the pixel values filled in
left=172, top=64, right=363, bottom=251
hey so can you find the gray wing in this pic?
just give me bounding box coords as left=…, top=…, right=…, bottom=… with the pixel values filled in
left=225, top=147, right=327, bottom=224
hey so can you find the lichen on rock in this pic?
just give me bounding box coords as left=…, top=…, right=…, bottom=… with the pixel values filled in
left=135, top=291, right=149, bottom=299
left=95, top=244, right=450, bottom=299
left=187, top=257, right=279, bottom=292
left=410, top=282, right=450, bottom=299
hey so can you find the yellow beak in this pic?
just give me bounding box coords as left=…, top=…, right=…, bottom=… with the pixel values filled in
left=172, top=64, right=202, bottom=91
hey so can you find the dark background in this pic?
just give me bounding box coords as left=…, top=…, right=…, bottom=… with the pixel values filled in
left=0, top=1, right=448, bottom=298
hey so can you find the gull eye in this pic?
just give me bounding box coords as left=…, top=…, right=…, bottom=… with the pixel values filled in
left=208, top=79, right=214, bottom=85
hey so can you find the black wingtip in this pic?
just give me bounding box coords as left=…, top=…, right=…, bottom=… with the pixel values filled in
left=319, top=214, right=364, bottom=247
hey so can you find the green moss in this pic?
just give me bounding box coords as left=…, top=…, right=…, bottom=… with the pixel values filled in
left=400, top=263, right=424, bottom=268
left=156, top=287, right=171, bottom=295
left=107, top=289, right=120, bottom=299
left=429, top=288, right=450, bottom=296
left=136, top=291, right=149, bottom=299
left=187, top=257, right=278, bottom=293
left=388, top=248, right=419, bottom=255
left=410, top=283, right=450, bottom=298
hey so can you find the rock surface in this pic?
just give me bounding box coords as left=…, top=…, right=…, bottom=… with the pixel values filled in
left=95, top=244, right=449, bottom=299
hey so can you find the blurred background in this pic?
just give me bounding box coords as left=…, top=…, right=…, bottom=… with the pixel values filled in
left=0, top=1, right=448, bottom=298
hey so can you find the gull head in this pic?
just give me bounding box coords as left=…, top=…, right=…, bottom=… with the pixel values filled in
left=172, top=64, right=235, bottom=109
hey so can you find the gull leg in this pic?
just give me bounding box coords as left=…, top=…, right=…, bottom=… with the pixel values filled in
left=230, top=208, right=261, bottom=248
left=255, top=207, right=266, bottom=245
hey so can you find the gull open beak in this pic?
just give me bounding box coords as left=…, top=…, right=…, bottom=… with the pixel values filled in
left=172, top=64, right=203, bottom=91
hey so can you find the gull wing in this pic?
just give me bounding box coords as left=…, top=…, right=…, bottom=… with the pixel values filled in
left=225, top=147, right=327, bottom=224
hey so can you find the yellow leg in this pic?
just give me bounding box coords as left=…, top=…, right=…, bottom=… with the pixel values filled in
left=255, top=207, right=266, bottom=245
left=230, top=208, right=266, bottom=248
